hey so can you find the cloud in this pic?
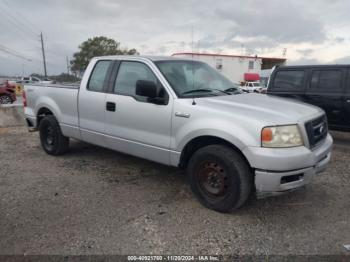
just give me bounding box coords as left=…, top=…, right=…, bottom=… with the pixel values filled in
left=331, top=56, right=350, bottom=64
left=287, top=58, right=322, bottom=66
left=0, top=0, right=349, bottom=75
left=216, top=1, right=326, bottom=45
left=296, top=48, right=314, bottom=57
left=333, top=37, right=345, bottom=43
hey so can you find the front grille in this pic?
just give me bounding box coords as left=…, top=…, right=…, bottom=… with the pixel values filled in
left=305, top=115, right=328, bottom=148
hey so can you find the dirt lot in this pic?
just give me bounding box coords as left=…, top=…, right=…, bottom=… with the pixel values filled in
left=0, top=126, right=349, bottom=256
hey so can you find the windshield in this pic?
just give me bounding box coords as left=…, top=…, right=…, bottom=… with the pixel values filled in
left=253, top=83, right=260, bottom=87
left=155, top=60, right=241, bottom=98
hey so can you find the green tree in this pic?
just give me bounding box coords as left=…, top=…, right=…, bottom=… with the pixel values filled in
left=70, top=36, right=138, bottom=72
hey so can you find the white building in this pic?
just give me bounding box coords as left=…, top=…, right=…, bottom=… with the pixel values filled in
left=172, top=52, right=286, bottom=84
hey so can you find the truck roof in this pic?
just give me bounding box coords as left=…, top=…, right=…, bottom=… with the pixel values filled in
left=93, top=55, right=194, bottom=62
left=277, top=64, right=350, bottom=69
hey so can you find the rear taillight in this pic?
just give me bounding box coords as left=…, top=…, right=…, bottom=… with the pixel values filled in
left=22, top=90, right=27, bottom=107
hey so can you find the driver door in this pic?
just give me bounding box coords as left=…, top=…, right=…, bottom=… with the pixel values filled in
left=104, top=60, right=173, bottom=165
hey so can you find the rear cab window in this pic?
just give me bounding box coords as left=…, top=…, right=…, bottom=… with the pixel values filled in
left=87, top=60, right=112, bottom=92
left=271, top=70, right=305, bottom=91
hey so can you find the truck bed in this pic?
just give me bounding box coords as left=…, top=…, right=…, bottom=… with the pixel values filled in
left=24, top=83, right=80, bottom=136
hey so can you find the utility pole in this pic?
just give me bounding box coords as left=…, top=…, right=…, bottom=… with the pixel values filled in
left=40, top=32, right=47, bottom=78
left=191, top=26, right=194, bottom=54
left=66, top=56, right=70, bottom=75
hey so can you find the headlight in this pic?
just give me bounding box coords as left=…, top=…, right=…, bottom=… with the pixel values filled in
left=261, top=125, right=303, bottom=148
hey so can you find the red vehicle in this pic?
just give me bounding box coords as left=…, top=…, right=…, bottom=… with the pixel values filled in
left=0, top=80, right=16, bottom=104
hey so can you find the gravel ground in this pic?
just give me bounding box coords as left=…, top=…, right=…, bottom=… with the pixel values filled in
left=0, top=127, right=349, bottom=256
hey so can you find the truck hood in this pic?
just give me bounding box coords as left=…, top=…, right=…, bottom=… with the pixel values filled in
left=197, top=93, right=323, bottom=125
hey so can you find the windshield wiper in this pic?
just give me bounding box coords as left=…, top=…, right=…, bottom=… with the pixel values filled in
left=182, top=88, right=230, bottom=95
left=182, top=89, right=215, bottom=95
left=224, top=87, right=242, bottom=94
left=224, top=87, right=237, bottom=92
left=214, top=88, right=231, bottom=95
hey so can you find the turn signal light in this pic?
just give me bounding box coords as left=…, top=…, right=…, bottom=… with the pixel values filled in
left=261, top=128, right=273, bottom=142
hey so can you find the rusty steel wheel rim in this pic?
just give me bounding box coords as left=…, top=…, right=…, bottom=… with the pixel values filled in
left=197, top=161, right=229, bottom=198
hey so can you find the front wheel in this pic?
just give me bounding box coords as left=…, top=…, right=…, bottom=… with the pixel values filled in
left=39, top=115, right=69, bottom=155
left=187, top=145, right=252, bottom=213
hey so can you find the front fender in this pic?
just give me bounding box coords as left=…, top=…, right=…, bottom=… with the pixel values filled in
left=171, top=117, right=260, bottom=166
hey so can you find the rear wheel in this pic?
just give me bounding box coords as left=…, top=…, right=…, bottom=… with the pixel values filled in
left=39, top=115, right=69, bottom=155
left=0, top=95, right=12, bottom=104
left=187, top=145, right=252, bottom=213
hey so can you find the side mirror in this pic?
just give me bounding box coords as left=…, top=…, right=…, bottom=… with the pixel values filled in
left=136, top=80, right=157, bottom=98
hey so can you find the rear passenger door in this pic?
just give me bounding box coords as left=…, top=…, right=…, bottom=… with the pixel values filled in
left=305, top=68, right=345, bottom=127
left=78, top=60, right=114, bottom=146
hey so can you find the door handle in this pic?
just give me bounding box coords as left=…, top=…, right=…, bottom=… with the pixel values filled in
left=106, top=102, right=116, bottom=112
left=175, top=112, right=190, bottom=118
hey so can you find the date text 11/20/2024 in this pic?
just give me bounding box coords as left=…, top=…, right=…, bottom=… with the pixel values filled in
left=127, top=255, right=220, bottom=261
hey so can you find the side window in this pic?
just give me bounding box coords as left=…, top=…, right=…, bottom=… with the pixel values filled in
left=273, top=70, right=304, bottom=90
left=310, top=70, right=320, bottom=89
left=114, top=61, right=163, bottom=101
left=87, top=60, right=111, bottom=92
left=309, top=69, right=343, bottom=92
left=348, top=69, right=350, bottom=93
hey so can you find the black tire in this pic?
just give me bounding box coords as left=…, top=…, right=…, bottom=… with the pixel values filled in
left=39, top=115, right=69, bottom=155
left=187, top=145, right=252, bottom=213
left=0, top=95, right=12, bottom=104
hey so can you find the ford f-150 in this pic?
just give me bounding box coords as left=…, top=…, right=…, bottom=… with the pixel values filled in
left=23, top=56, right=333, bottom=212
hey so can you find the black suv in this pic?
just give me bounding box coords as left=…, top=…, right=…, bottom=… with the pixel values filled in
left=267, top=65, right=350, bottom=131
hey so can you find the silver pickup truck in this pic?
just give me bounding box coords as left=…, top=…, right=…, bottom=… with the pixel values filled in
left=24, top=56, right=333, bottom=212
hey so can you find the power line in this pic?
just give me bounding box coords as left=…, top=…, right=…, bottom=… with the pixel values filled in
left=2, top=0, right=40, bottom=34
left=0, top=3, right=39, bottom=38
left=0, top=0, right=67, bottom=58
left=0, top=44, right=32, bottom=61
left=0, top=2, right=42, bottom=60
left=0, top=44, right=52, bottom=66
left=0, top=45, right=56, bottom=70
left=0, top=21, right=41, bottom=51
left=0, top=2, right=68, bottom=73
left=0, top=8, right=40, bottom=42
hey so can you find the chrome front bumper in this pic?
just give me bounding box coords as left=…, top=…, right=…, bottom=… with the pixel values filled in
left=251, top=134, right=333, bottom=198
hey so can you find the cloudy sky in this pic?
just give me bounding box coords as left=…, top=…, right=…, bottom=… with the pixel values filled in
left=0, top=0, right=349, bottom=76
